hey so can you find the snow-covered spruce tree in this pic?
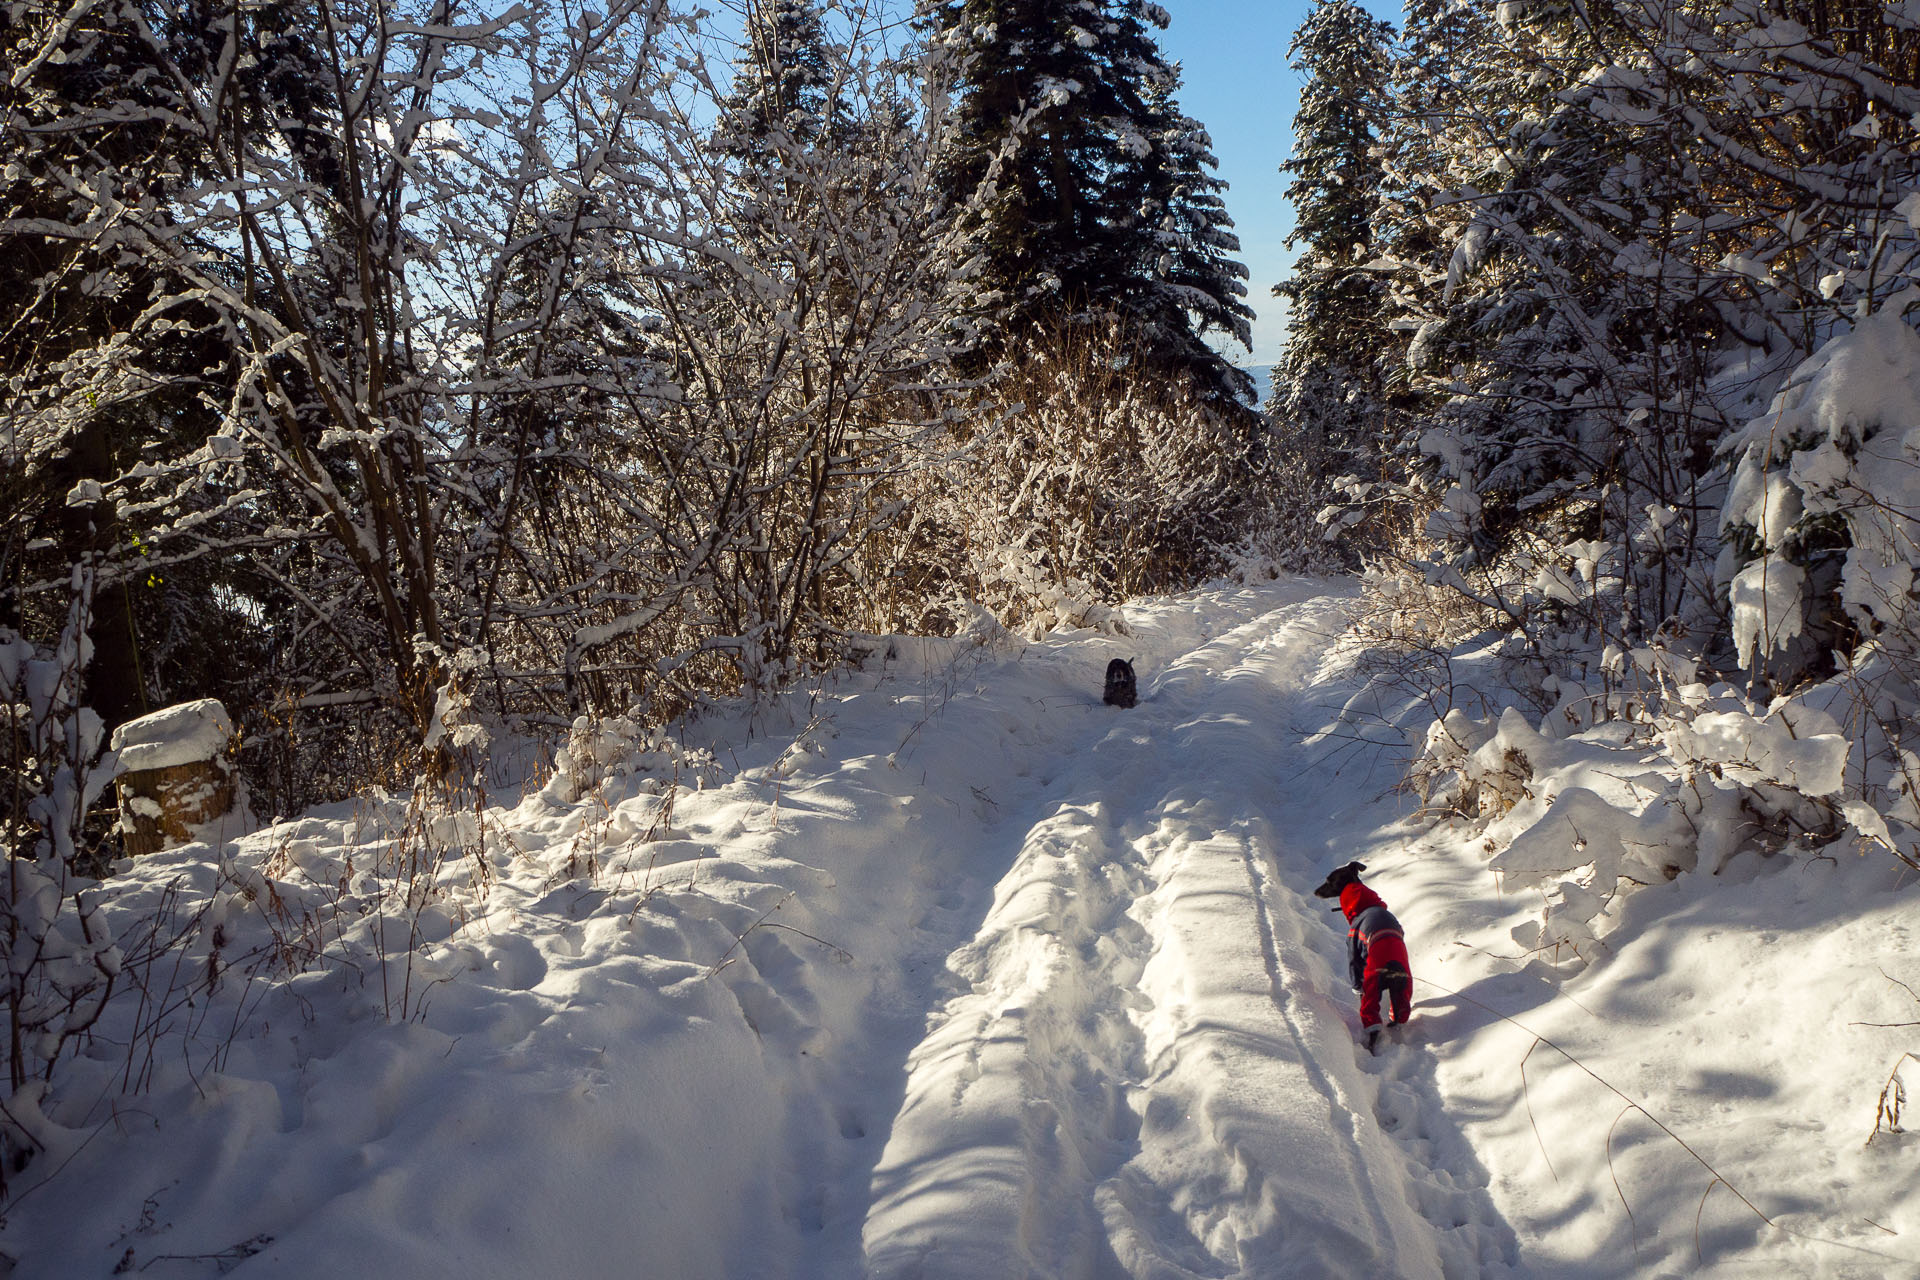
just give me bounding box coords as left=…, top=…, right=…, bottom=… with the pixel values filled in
left=1270, top=0, right=1396, bottom=536
left=1336, top=0, right=1753, bottom=670
left=926, top=0, right=1252, bottom=404
left=1310, top=0, right=1509, bottom=569
left=1661, top=0, right=1920, bottom=347
left=713, top=0, right=844, bottom=157
left=1122, top=66, right=1257, bottom=408
left=1464, top=0, right=1914, bottom=652
left=1714, top=311, right=1920, bottom=864
left=1367, top=0, right=1920, bottom=902
left=1381, top=0, right=1633, bottom=573
left=1675, top=0, right=1920, bottom=693
left=1717, top=314, right=1920, bottom=689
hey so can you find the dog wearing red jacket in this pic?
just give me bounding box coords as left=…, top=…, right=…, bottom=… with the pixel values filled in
left=1313, top=861, right=1411, bottom=1052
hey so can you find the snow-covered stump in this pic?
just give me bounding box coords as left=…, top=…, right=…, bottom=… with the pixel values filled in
left=109, top=700, right=238, bottom=857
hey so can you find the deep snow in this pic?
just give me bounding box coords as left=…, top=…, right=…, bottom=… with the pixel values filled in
left=3, top=578, right=1918, bottom=1278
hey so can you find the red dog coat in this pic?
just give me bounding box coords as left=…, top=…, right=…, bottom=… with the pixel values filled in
left=1340, top=882, right=1411, bottom=1029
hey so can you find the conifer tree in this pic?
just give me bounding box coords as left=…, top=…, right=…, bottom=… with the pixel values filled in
left=928, top=0, right=1252, bottom=403
left=1270, top=0, right=1396, bottom=476
left=714, top=0, right=841, bottom=159
left=1128, top=68, right=1255, bottom=406
left=1379, top=0, right=1735, bottom=597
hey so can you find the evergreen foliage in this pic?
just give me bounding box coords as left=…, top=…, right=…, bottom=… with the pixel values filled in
left=927, top=0, right=1253, bottom=403
left=1270, top=0, right=1397, bottom=495
left=714, top=0, right=843, bottom=158
left=1286, top=0, right=1920, bottom=685
left=1128, top=68, right=1256, bottom=406
left=1284, top=0, right=1920, bottom=887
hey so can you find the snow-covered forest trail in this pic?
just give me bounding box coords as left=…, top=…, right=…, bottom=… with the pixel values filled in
left=24, top=577, right=1920, bottom=1280
left=7, top=578, right=1530, bottom=1280
left=805, top=585, right=1516, bottom=1277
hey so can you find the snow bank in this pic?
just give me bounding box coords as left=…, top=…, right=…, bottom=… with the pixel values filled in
left=1321, top=615, right=1920, bottom=1276
left=1412, top=652, right=1886, bottom=966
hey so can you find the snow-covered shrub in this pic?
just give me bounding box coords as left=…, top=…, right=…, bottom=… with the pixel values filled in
left=1360, top=313, right=1920, bottom=949
left=1351, top=478, right=1687, bottom=696
left=421, top=651, right=491, bottom=761
left=1220, top=450, right=1360, bottom=580
left=1415, top=659, right=1869, bottom=965
left=548, top=715, right=722, bottom=805
left=1305, top=473, right=1434, bottom=572
left=8, top=0, right=998, bottom=770
left=924, top=317, right=1257, bottom=638
left=964, top=545, right=1132, bottom=643
left=418, top=647, right=497, bottom=796
left=0, top=571, right=123, bottom=1103
left=1699, top=310, right=1920, bottom=872
left=1356, top=307, right=1920, bottom=952
left=219, top=793, right=490, bottom=1021
left=199, top=719, right=722, bottom=1025
left=1718, top=313, right=1920, bottom=684
left=1354, top=560, right=1508, bottom=655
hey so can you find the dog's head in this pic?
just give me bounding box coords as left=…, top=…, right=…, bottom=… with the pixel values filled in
left=1312, top=861, right=1367, bottom=900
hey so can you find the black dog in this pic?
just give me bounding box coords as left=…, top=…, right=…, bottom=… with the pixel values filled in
left=1313, top=861, right=1413, bottom=1051
left=1103, top=658, right=1137, bottom=708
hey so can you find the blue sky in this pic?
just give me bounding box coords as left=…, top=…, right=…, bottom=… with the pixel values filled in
left=1158, top=0, right=1397, bottom=369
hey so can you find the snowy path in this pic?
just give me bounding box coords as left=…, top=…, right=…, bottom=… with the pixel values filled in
left=0, top=581, right=1520, bottom=1280
left=18, top=578, right=1920, bottom=1279
left=842, top=589, right=1515, bottom=1277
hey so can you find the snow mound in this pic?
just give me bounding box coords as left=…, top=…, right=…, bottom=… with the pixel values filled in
left=109, top=698, right=233, bottom=774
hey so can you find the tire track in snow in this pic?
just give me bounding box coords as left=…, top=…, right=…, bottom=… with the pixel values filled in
left=760, top=587, right=1311, bottom=1280
left=863, top=589, right=1470, bottom=1278
left=859, top=601, right=1296, bottom=1279
left=1239, top=830, right=1409, bottom=1260
left=860, top=729, right=1166, bottom=1278
left=1088, top=599, right=1448, bottom=1278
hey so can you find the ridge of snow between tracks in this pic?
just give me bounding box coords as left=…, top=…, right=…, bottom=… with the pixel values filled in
left=863, top=598, right=1492, bottom=1278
